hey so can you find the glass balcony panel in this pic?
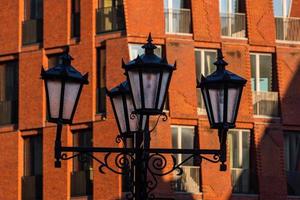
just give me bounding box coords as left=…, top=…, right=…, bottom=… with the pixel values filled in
left=172, top=166, right=200, bottom=193
left=275, top=17, right=300, bottom=41
left=220, top=13, right=246, bottom=38
left=252, top=91, right=279, bottom=117
left=165, top=8, right=192, bottom=34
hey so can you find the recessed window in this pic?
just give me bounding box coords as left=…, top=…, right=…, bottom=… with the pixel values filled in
left=164, top=0, right=192, bottom=34
left=96, top=48, right=106, bottom=114
left=96, top=0, right=125, bottom=34
left=284, top=131, right=300, bottom=196
left=228, top=129, right=258, bottom=194
left=219, top=0, right=247, bottom=38
left=195, top=49, right=217, bottom=114
left=71, top=0, right=80, bottom=38
left=71, top=129, right=93, bottom=198
left=250, top=53, right=279, bottom=117
left=171, top=126, right=200, bottom=193
left=23, top=0, right=43, bottom=45
left=22, top=135, right=43, bottom=200
left=0, top=61, right=18, bottom=125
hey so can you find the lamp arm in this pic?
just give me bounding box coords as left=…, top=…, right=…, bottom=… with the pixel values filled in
left=54, top=123, right=63, bottom=168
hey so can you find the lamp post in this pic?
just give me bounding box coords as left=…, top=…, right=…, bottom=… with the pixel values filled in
left=41, top=34, right=246, bottom=200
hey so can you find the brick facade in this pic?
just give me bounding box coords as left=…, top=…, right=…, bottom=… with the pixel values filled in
left=0, top=0, right=300, bottom=200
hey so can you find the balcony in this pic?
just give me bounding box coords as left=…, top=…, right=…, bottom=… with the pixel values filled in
left=172, top=166, right=200, bottom=193
left=96, top=5, right=125, bottom=34
left=252, top=91, right=279, bottom=117
left=165, top=8, right=192, bottom=34
left=220, top=13, right=246, bottom=38
left=22, top=19, right=43, bottom=45
left=21, top=175, right=42, bottom=200
left=275, top=17, right=300, bottom=42
left=231, top=168, right=250, bottom=193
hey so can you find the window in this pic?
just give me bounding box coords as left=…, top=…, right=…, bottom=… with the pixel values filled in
left=22, top=135, right=43, bottom=200
left=96, top=0, right=125, bottom=34
left=195, top=49, right=217, bottom=114
left=71, top=0, right=80, bottom=38
left=0, top=61, right=18, bottom=125
left=23, top=0, right=43, bottom=45
left=171, top=126, right=200, bottom=193
left=284, top=131, right=300, bottom=196
left=228, top=129, right=257, bottom=194
left=71, top=129, right=93, bottom=197
left=274, top=0, right=300, bottom=41
left=96, top=48, right=106, bottom=114
left=219, top=0, right=246, bottom=38
left=250, top=53, right=279, bottom=117
left=164, top=0, right=192, bottom=33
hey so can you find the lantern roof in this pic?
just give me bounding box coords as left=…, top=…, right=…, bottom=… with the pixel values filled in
left=41, top=48, right=89, bottom=84
left=198, top=49, right=247, bottom=87
left=107, top=81, right=130, bottom=96
left=122, top=33, right=176, bottom=70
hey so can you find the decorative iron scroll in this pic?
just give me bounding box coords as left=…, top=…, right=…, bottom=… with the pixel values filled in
left=59, top=150, right=220, bottom=200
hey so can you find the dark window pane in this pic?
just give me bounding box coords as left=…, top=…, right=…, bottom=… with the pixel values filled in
left=96, top=48, right=106, bottom=114
left=0, top=61, right=18, bottom=125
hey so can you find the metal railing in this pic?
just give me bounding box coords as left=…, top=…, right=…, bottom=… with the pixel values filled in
left=71, top=12, right=80, bottom=38
left=164, top=8, right=192, bottom=34
left=96, top=5, right=125, bottom=34
left=220, top=13, right=246, bottom=38
left=252, top=91, right=279, bottom=117
left=0, top=100, right=17, bottom=125
left=275, top=17, right=300, bottom=42
left=172, top=166, right=200, bottom=193
left=22, top=19, right=43, bottom=45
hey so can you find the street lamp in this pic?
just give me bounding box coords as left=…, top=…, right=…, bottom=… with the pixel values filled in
left=107, top=81, right=147, bottom=137
left=198, top=49, right=247, bottom=170
left=123, top=34, right=175, bottom=115
left=41, top=35, right=247, bottom=200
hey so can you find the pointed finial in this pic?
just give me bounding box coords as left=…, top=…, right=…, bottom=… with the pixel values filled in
left=142, top=32, right=157, bottom=55
left=214, top=49, right=228, bottom=70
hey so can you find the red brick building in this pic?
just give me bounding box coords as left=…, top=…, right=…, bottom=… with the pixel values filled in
left=0, top=0, right=300, bottom=199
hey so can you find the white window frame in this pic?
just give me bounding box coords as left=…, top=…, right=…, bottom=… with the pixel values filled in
left=228, top=129, right=251, bottom=193
left=128, top=43, right=162, bottom=60
left=171, top=125, right=195, bottom=165
left=195, top=49, right=217, bottom=115
left=250, top=53, right=273, bottom=93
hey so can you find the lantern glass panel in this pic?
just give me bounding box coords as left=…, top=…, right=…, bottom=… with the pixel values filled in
left=62, top=81, right=81, bottom=120
left=208, top=87, right=224, bottom=123
left=227, top=87, right=241, bottom=123
left=142, top=72, right=160, bottom=109
left=46, top=80, right=62, bottom=119
left=126, top=94, right=139, bottom=132
left=202, top=87, right=213, bottom=122
left=158, top=71, right=170, bottom=109
left=128, top=71, right=141, bottom=109
left=113, top=96, right=126, bottom=133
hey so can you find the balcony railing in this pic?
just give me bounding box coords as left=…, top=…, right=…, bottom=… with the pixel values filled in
left=172, top=166, right=200, bottom=193
left=71, top=12, right=80, bottom=38
left=22, top=19, right=43, bottom=45
left=96, top=5, right=125, bottom=34
left=21, top=175, right=42, bottom=200
left=232, top=168, right=250, bottom=193
left=220, top=13, right=246, bottom=38
left=252, top=91, right=279, bottom=117
left=0, top=100, right=17, bottom=125
left=165, top=8, right=192, bottom=34
left=275, top=17, right=300, bottom=42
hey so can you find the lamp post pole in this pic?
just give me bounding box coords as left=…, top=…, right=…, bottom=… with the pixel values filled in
left=41, top=34, right=247, bottom=200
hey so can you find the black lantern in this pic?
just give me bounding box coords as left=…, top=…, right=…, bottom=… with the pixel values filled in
left=41, top=49, right=89, bottom=124
left=107, top=81, right=147, bottom=135
left=123, top=34, right=176, bottom=116
left=198, top=49, right=247, bottom=129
